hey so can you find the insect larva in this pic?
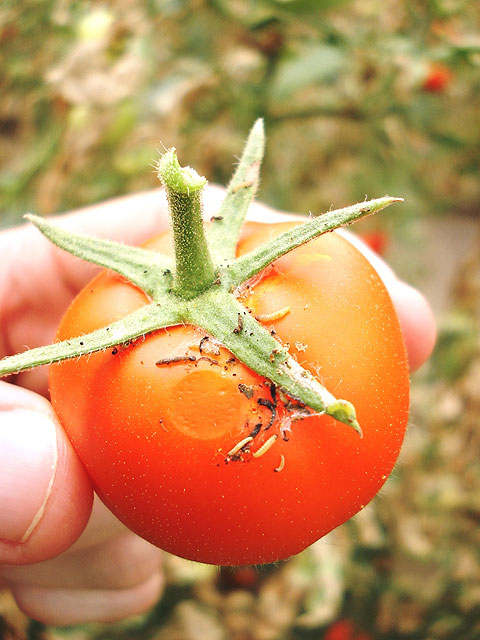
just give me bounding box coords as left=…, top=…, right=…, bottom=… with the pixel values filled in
left=227, top=436, right=254, bottom=457
left=155, top=355, right=196, bottom=366
left=195, top=356, right=219, bottom=366
left=199, top=336, right=209, bottom=352
left=257, top=383, right=277, bottom=430
left=256, top=306, right=291, bottom=323
left=252, top=434, right=278, bottom=458
left=274, top=454, right=285, bottom=473
left=232, top=180, right=253, bottom=193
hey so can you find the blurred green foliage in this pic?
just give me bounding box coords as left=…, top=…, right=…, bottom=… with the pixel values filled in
left=1, top=2, right=480, bottom=638
left=1, top=0, right=479, bottom=229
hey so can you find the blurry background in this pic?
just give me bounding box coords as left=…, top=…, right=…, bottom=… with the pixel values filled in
left=0, top=1, right=479, bottom=638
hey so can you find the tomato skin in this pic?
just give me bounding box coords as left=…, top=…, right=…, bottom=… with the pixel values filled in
left=49, top=222, right=409, bottom=566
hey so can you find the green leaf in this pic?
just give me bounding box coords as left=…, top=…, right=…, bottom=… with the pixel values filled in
left=26, top=215, right=174, bottom=299
left=226, top=196, right=403, bottom=289
left=0, top=303, right=181, bottom=378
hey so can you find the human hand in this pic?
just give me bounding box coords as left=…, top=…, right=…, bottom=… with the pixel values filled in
left=0, top=190, right=172, bottom=625
left=0, top=187, right=435, bottom=625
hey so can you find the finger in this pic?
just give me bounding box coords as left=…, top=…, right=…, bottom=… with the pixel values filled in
left=11, top=571, right=163, bottom=626
left=386, top=280, right=436, bottom=372
left=337, top=229, right=436, bottom=371
left=0, top=382, right=93, bottom=564
left=0, top=532, right=162, bottom=590
left=1, top=192, right=168, bottom=393
left=61, top=495, right=130, bottom=552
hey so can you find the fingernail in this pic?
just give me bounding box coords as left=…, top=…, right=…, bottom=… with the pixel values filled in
left=0, top=409, right=57, bottom=543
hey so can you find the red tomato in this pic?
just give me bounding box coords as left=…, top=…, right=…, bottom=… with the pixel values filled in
left=324, top=619, right=373, bottom=640
left=422, top=63, right=453, bottom=93
left=49, top=222, right=409, bottom=566
left=358, top=230, right=389, bottom=256
left=324, top=619, right=355, bottom=640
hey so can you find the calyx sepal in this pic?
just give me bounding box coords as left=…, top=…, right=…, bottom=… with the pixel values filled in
left=0, top=120, right=404, bottom=433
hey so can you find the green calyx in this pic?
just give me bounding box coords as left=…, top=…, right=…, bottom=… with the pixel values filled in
left=0, top=120, right=404, bottom=435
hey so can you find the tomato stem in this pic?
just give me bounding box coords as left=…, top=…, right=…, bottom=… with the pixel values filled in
left=0, top=121, right=405, bottom=435
left=157, top=149, right=215, bottom=299
left=188, top=287, right=362, bottom=433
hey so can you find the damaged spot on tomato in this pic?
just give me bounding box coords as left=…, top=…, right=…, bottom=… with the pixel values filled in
left=238, top=383, right=254, bottom=399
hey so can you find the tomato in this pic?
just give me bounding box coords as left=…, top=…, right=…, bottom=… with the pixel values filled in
left=358, top=230, right=389, bottom=256
left=422, top=63, right=453, bottom=93
left=324, top=619, right=373, bottom=640
left=49, top=221, right=409, bottom=566
left=324, top=619, right=355, bottom=640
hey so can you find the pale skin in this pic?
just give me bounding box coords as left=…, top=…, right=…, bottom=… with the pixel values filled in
left=0, top=187, right=436, bottom=625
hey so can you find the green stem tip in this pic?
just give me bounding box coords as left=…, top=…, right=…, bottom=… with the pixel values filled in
left=157, top=148, right=215, bottom=299
left=157, top=148, right=207, bottom=194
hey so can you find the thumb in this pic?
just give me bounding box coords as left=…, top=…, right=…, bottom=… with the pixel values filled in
left=0, top=382, right=93, bottom=565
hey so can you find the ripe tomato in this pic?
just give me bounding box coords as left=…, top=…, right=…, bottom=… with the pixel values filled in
left=49, top=221, right=409, bottom=566
left=324, top=619, right=373, bottom=640
left=422, top=62, right=453, bottom=93
left=358, top=229, right=389, bottom=256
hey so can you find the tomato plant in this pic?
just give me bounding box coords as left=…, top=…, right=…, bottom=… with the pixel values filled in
left=0, top=121, right=409, bottom=566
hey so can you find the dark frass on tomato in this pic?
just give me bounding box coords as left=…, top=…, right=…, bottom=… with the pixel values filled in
left=0, top=121, right=409, bottom=566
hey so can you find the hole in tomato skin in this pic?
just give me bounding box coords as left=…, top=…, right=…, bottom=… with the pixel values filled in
left=165, top=368, right=259, bottom=440
left=93, top=326, right=271, bottom=445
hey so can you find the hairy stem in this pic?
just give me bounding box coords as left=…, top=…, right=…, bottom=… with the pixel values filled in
left=157, top=149, right=215, bottom=299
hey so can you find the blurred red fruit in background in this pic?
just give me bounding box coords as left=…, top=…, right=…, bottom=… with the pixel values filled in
left=422, top=63, right=453, bottom=93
